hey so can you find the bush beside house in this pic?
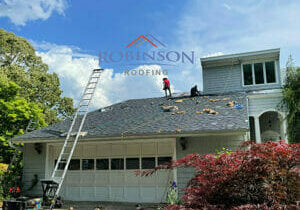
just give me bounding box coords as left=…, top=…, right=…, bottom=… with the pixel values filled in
left=141, top=141, right=300, bottom=209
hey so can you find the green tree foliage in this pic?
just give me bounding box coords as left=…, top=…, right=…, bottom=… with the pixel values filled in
left=0, top=73, right=46, bottom=162
left=0, top=29, right=75, bottom=125
left=282, top=55, right=300, bottom=143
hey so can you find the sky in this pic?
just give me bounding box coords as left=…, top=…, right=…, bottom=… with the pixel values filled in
left=0, top=0, right=299, bottom=109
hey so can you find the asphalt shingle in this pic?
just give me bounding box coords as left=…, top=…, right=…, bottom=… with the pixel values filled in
left=13, top=93, right=249, bottom=141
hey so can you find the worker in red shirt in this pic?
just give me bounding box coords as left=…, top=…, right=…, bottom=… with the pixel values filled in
left=163, top=78, right=171, bottom=98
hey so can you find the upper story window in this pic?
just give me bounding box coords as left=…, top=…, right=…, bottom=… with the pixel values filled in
left=242, top=61, right=276, bottom=86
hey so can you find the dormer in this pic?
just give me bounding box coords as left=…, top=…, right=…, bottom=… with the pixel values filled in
left=200, top=48, right=281, bottom=95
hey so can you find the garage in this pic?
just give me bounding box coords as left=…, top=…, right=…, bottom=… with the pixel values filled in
left=46, top=140, right=174, bottom=203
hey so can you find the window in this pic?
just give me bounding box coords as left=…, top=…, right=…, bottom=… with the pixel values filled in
left=243, top=64, right=253, bottom=85
left=254, top=63, right=264, bottom=84
left=54, top=159, right=66, bottom=170
left=242, top=61, right=276, bottom=86
left=82, top=159, right=94, bottom=170
left=69, top=159, right=80, bottom=170
left=266, top=61, right=276, bottom=83
left=142, top=157, right=155, bottom=169
left=158, top=157, right=172, bottom=165
left=111, top=158, right=124, bottom=170
left=126, top=158, right=139, bottom=170
left=96, top=159, right=109, bottom=170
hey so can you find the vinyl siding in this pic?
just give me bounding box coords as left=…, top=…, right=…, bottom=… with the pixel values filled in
left=248, top=95, right=284, bottom=117
left=176, top=134, right=245, bottom=196
left=203, top=61, right=282, bottom=94
left=22, top=143, right=46, bottom=196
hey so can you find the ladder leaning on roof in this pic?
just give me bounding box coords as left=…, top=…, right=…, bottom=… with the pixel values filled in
left=41, top=68, right=103, bottom=209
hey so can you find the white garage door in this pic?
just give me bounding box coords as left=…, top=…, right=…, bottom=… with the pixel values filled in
left=48, top=140, right=174, bottom=203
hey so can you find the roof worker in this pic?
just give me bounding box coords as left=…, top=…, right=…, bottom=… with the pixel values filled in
left=163, top=78, right=172, bottom=98
left=190, top=85, right=201, bottom=97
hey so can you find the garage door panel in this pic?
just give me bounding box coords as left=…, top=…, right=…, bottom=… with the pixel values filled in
left=111, top=187, right=124, bottom=201
left=124, top=187, right=140, bottom=202
left=95, top=172, right=110, bottom=186
left=80, top=187, right=95, bottom=201
left=140, top=174, right=156, bottom=186
left=156, top=171, right=171, bottom=185
left=141, top=187, right=157, bottom=202
left=110, top=172, right=125, bottom=187
left=82, top=145, right=97, bottom=158
left=142, top=143, right=156, bottom=155
left=66, top=173, right=81, bottom=186
left=95, top=187, right=109, bottom=200
left=97, top=144, right=111, bottom=157
left=65, top=187, right=80, bottom=200
left=81, top=173, right=95, bottom=186
left=158, top=142, right=173, bottom=155
left=126, top=144, right=141, bottom=156
left=111, top=144, right=124, bottom=156
left=124, top=172, right=140, bottom=186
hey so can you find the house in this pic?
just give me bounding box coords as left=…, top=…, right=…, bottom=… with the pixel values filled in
left=12, top=48, right=287, bottom=203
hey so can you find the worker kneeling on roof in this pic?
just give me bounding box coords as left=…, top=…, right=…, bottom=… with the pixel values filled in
left=190, top=85, right=201, bottom=97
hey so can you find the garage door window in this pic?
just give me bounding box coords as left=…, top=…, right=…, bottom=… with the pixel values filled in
left=96, top=159, right=109, bottom=170
left=54, top=159, right=66, bottom=170
left=69, top=159, right=80, bottom=170
left=142, top=157, right=155, bottom=169
left=82, top=159, right=94, bottom=170
left=158, top=157, right=172, bottom=165
left=126, top=158, right=139, bottom=170
left=111, top=158, right=124, bottom=170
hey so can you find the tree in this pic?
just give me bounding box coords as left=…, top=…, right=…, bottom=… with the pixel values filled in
left=0, top=29, right=75, bottom=124
left=282, top=54, right=300, bottom=143
left=139, top=141, right=300, bottom=209
left=0, top=73, right=46, bottom=163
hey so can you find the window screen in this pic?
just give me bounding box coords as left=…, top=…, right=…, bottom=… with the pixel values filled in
left=142, top=157, right=155, bottom=169
left=158, top=157, right=172, bottom=165
left=266, top=61, right=276, bottom=83
left=254, top=63, right=264, bottom=84
left=126, top=158, right=140, bottom=170
left=96, top=159, right=109, bottom=170
left=69, top=159, right=80, bottom=170
left=111, top=158, right=124, bottom=170
left=82, top=159, right=94, bottom=170
left=243, top=64, right=253, bottom=85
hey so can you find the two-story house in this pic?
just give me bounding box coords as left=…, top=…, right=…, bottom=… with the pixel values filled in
left=12, top=48, right=287, bottom=203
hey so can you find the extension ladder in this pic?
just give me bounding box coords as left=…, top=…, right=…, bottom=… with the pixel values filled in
left=41, top=69, right=103, bottom=209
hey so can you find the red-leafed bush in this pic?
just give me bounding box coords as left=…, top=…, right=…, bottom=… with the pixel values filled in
left=139, top=141, right=300, bottom=209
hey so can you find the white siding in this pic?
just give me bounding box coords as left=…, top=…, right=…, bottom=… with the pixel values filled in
left=248, top=95, right=284, bottom=117
left=176, top=134, right=244, bottom=196
left=22, top=143, right=46, bottom=196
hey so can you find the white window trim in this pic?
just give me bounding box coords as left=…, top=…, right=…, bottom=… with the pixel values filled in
left=241, top=60, right=278, bottom=87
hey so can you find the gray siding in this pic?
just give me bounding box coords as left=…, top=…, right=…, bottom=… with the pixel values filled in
left=176, top=134, right=244, bottom=196
left=22, top=143, right=46, bottom=196
left=248, top=95, right=284, bottom=117
left=203, top=61, right=282, bottom=94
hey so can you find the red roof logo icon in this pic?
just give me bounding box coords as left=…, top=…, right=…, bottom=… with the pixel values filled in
left=126, top=34, right=166, bottom=48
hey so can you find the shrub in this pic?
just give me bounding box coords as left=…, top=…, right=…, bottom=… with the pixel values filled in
left=139, top=141, right=300, bottom=209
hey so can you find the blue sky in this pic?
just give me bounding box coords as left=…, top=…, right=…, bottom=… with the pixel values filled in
left=0, top=0, right=299, bottom=108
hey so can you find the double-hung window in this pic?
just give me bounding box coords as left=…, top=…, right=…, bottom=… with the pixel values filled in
left=242, top=61, right=276, bottom=86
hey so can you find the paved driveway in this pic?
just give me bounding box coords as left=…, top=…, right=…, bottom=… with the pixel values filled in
left=61, top=201, right=162, bottom=210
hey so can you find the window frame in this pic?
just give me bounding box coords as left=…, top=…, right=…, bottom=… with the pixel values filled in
left=241, top=60, right=278, bottom=87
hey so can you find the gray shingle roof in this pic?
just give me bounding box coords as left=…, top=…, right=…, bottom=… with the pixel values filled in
left=13, top=93, right=249, bottom=141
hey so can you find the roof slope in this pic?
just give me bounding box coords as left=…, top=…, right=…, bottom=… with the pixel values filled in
left=13, top=93, right=249, bottom=141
